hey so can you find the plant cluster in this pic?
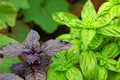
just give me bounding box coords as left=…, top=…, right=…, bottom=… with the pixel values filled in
left=0, top=0, right=120, bottom=80
left=47, top=0, right=120, bottom=80
left=0, top=30, right=72, bottom=80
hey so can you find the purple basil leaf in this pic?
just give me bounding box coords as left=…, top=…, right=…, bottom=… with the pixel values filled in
left=41, top=39, right=72, bottom=56
left=0, top=43, right=29, bottom=57
left=24, top=30, right=41, bottom=53
left=11, top=62, right=28, bottom=78
left=40, top=58, right=52, bottom=67
left=24, top=54, right=39, bottom=64
left=25, top=70, right=46, bottom=80
left=0, top=73, right=23, bottom=80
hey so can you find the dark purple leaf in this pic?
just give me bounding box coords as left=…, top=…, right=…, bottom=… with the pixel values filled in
left=29, top=58, right=51, bottom=70
left=40, top=58, right=52, bottom=68
left=25, top=54, right=39, bottom=64
left=0, top=73, right=23, bottom=80
left=25, top=70, right=46, bottom=80
left=0, top=43, right=29, bottom=57
left=23, top=30, right=41, bottom=53
left=11, top=62, right=28, bottom=78
left=41, top=39, right=72, bottom=56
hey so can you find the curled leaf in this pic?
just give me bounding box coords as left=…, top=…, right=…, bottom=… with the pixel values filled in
left=41, top=39, right=72, bottom=56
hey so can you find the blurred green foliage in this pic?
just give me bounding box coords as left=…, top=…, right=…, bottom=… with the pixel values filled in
left=23, top=0, right=68, bottom=33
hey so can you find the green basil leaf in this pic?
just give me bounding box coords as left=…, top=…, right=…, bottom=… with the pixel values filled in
left=52, top=12, right=83, bottom=28
left=98, top=25, right=120, bottom=37
left=69, top=39, right=81, bottom=46
left=100, top=58, right=120, bottom=72
left=66, top=67, right=83, bottom=80
left=96, top=65, right=108, bottom=80
left=94, top=2, right=111, bottom=28
left=81, top=29, right=96, bottom=50
left=79, top=50, right=97, bottom=80
left=81, top=0, right=96, bottom=23
left=117, top=58, right=120, bottom=69
left=70, top=28, right=81, bottom=39
left=97, top=2, right=120, bottom=27
left=51, top=50, right=73, bottom=71
left=97, top=2, right=116, bottom=23
left=101, top=42, right=120, bottom=58
left=109, top=5, right=120, bottom=21
left=47, top=67, right=66, bottom=80
left=51, top=50, right=68, bottom=71
left=56, top=34, right=72, bottom=41
left=89, top=35, right=103, bottom=49
left=97, top=2, right=111, bottom=16
left=66, top=45, right=80, bottom=64
left=108, top=71, right=120, bottom=80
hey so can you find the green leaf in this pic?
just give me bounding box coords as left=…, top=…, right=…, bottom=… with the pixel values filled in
left=52, top=12, right=83, bottom=28
left=51, top=46, right=79, bottom=72
left=56, top=34, right=72, bottom=41
left=10, top=21, right=30, bottom=43
left=0, top=34, right=17, bottom=47
left=107, top=71, right=120, bottom=80
left=109, top=5, right=120, bottom=21
left=101, top=42, right=120, bottom=58
left=0, top=1, right=17, bottom=29
left=66, top=45, right=80, bottom=64
left=69, top=39, right=81, bottom=46
left=97, top=2, right=112, bottom=17
left=79, top=50, right=97, bottom=80
left=51, top=50, right=71, bottom=71
left=81, top=0, right=96, bottom=23
left=89, top=35, right=103, bottom=49
left=70, top=28, right=81, bottom=39
left=81, top=29, right=96, bottom=50
left=1, top=0, right=29, bottom=10
left=96, top=65, right=108, bottom=80
left=94, top=2, right=112, bottom=28
left=97, top=2, right=120, bottom=25
left=100, top=58, right=119, bottom=72
left=47, top=67, right=66, bottom=80
left=23, top=0, right=68, bottom=33
left=66, top=67, right=83, bottom=80
left=98, top=25, right=120, bottom=37
left=0, top=57, right=20, bottom=73
left=117, top=58, right=120, bottom=69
